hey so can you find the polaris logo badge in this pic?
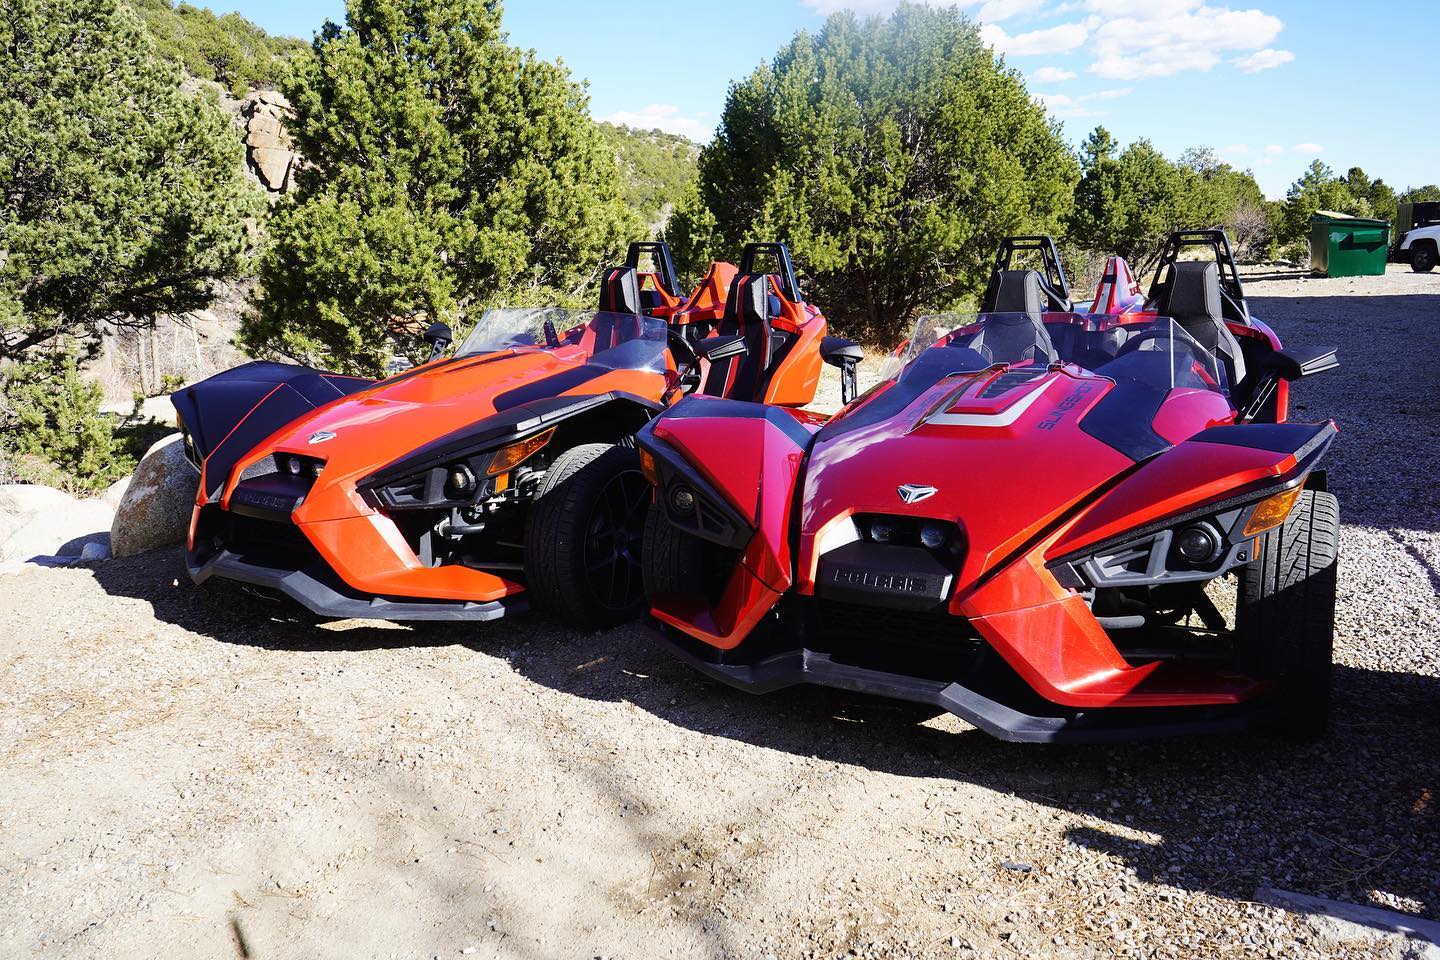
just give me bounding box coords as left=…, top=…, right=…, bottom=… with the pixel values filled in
left=897, top=483, right=937, bottom=504
left=308, top=430, right=336, bottom=445
left=831, top=567, right=933, bottom=595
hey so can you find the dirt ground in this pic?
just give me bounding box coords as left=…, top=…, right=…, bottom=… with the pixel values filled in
left=2, top=265, right=1438, bottom=960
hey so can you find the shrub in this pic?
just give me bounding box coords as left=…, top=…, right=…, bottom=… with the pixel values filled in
left=2, top=354, right=130, bottom=493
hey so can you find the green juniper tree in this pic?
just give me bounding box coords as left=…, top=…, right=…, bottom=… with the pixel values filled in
left=665, top=3, right=1076, bottom=345
left=0, top=0, right=261, bottom=366
left=1069, top=132, right=1216, bottom=273
left=245, top=0, right=638, bottom=375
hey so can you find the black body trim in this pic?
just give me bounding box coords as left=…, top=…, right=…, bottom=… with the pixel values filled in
left=637, top=428, right=754, bottom=549
left=654, top=396, right=818, bottom=451
left=173, top=361, right=375, bottom=501
left=1188, top=421, right=1334, bottom=458
left=1077, top=375, right=1171, bottom=461
left=188, top=549, right=521, bottom=622
left=650, top=623, right=1273, bottom=744
left=361, top=391, right=661, bottom=493
left=816, top=542, right=954, bottom=611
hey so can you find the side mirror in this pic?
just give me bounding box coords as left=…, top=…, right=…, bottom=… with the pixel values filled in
left=821, top=336, right=863, bottom=366
left=821, top=336, right=862, bottom=405
left=1239, top=344, right=1338, bottom=423
left=1266, top=345, right=1338, bottom=381
left=423, top=321, right=453, bottom=363
left=696, top=333, right=748, bottom=363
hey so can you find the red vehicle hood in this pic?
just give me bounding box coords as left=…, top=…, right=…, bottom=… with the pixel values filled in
left=798, top=368, right=1190, bottom=592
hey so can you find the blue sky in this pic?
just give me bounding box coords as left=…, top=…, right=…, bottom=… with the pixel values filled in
left=224, top=0, right=1435, bottom=199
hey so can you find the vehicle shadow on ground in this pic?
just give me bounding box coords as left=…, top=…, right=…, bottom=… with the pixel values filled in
left=99, top=549, right=1440, bottom=934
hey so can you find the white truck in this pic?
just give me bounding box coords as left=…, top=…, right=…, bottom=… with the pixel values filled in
left=1393, top=201, right=1439, bottom=273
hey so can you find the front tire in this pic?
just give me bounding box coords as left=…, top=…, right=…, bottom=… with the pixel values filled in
left=524, top=443, right=651, bottom=628
left=1235, top=489, right=1339, bottom=738
left=1411, top=243, right=1437, bottom=273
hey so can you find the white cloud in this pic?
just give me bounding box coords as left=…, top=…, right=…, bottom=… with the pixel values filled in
left=1033, top=92, right=1095, bottom=117
left=1234, top=47, right=1294, bottom=72
left=603, top=104, right=712, bottom=142
left=1293, top=142, right=1324, bottom=154
left=1033, top=86, right=1133, bottom=117
left=978, top=0, right=1047, bottom=20
left=802, top=0, right=1292, bottom=82
left=1263, top=144, right=1285, bottom=154
left=1086, top=2, right=1285, bottom=79
left=983, top=21, right=1090, bottom=56
left=801, top=0, right=907, bottom=13
left=1031, top=65, right=1078, bottom=82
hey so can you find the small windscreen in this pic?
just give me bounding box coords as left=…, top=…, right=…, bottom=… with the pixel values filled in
left=455, top=308, right=669, bottom=373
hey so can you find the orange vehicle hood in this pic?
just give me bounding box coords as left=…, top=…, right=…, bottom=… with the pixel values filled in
left=222, top=349, right=668, bottom=520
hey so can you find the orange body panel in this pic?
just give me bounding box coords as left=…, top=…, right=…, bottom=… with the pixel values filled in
left=201, top=349, right=671, bottom=600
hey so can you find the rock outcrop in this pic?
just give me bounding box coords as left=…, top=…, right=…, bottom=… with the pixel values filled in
left=110, top=435, right=199, bottom=558
left=241, top=90, right=299, bottom=194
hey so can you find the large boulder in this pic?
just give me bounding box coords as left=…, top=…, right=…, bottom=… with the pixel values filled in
left=0, top=484, right=115, bottom=572
left=110, top=434, right=199, bottom=558
left=249, top=146, right=295, bottom=190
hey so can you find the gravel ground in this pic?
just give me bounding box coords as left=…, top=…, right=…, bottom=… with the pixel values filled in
left=1, top=265, right=1438, bottom=960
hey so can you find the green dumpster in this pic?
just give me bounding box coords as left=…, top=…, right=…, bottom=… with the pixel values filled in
left=1309, top=210, right=1390, bottom=277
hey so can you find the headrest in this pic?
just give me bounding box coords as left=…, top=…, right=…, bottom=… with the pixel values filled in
left=1162, top=261, right=1222, bottom=326
left=983, top=270, right=1045, bottom=320
left=723, top=273, right=774, bottom=328
left=598, top=266, right=642, bottom=315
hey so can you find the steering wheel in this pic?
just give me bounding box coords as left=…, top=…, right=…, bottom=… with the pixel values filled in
left=666, top=328, right=702, bottom=393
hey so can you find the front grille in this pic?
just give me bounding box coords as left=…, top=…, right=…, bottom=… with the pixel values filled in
left=808, top=599, right=981, bottom=682
left=223, top=515, right=320, bottom=571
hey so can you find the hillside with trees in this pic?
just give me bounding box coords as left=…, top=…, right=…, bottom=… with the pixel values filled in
left=598, top=123, right=701, bottom=236
left=3, top=0, right=1435, bottom=492
left=130, top=0, right=308, bottom=95
left=0, top=0, right=263, bottom=489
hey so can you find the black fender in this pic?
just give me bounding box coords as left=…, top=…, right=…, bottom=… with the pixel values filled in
left=172, top=361, right=374, bottom=501
left=358, top=391, right=663, bottom=506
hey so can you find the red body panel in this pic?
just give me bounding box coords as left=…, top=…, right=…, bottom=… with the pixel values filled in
left=762, top=294, right=828, bottom=407
left=798, top=369, right=1130, bottom=594
left=650, top=333, right=1319, bottom=709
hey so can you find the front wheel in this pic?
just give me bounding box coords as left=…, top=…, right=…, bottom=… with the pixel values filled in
left=1411, top=243, right=1437, bottom=273
left=1234, top=489, right=1339, bottom=738
left=524, top=443, right=651, bottom=628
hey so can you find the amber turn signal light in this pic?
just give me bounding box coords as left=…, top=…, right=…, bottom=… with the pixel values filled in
left=1243, top=485, right=1303, bottom=537
left=638, top=447, right=658, bottom=485
left=487, top=428, right=554, bottom=476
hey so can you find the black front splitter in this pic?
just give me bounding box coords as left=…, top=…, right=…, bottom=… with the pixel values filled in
left=649, top=623, right=1274, bottom=744
left=189, top=550, right=524, bottom=622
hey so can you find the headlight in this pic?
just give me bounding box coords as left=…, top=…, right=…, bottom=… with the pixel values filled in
left=1052, top=494, right=1284, bottom=588
left=363, top=428, right=554, bottom=511
left=670, top=485, right=696, bottom=513
left=1174, top=524, right=1221, bottom=564
left=919, top=522, right=949, bottom=550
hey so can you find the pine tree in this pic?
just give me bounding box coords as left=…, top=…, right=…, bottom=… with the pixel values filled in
left=665, top=3, right=1076, bottom=344
left=244, top=0, right=639, bottom=375
left=0, top=0, right=262, bottom=364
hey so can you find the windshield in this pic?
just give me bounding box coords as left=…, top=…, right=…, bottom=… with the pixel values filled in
left=456, top=308, right=669, bottom=372
left=884, top=312, right=1223, bottom=395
